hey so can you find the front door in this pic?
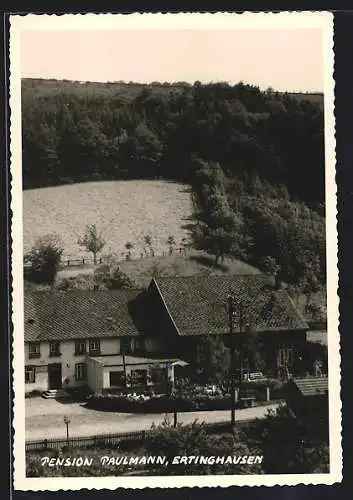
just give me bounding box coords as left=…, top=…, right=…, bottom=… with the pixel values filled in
left=48, top=363, right=62, bottom=389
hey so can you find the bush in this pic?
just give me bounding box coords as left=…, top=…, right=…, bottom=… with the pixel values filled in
left=24, top=234, right=64, bottom=285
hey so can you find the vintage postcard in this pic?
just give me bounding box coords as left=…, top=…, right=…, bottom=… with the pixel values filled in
left=10, top=12, right=341, bottom=490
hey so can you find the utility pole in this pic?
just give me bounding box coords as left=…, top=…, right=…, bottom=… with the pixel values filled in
left=121, top=341, right=127, bottom=389
left=228, top=295, right=236, bottom=428
left=239, top=301, right=244, bottom=386
left=228, top=295, right=244, bottom=429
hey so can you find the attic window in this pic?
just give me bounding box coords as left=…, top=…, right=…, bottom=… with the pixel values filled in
left=27, top=319, right=35, bottom=325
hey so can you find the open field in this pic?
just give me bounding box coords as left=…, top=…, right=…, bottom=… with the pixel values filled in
left=23, top=180, right=193, bottom=259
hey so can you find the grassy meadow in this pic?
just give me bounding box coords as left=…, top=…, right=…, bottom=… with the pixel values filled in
left=23, top=180, right=193, bottom=260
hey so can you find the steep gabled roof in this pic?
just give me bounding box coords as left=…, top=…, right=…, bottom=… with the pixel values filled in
left=291, top=377, right=328, bottom=397
left=152, top=274, right=308, bottom=336
left=24, top=289, right=144, bottom=342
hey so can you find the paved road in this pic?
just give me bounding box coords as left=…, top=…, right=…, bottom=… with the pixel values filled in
left=25, top=399, right=280, bottom=441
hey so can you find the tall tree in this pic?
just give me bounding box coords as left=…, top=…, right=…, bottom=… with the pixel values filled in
left=195, top=334, right=231, bottom=384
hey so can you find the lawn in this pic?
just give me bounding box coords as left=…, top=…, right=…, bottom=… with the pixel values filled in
left=117, top=250, right=260, bottom=288
left=50, top=250, right=260, bottom=290
left=23, top=180, right=193, bottom=260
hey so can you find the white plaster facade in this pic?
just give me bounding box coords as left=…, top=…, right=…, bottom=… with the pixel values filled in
left=25, top=336, right=164, bottom=393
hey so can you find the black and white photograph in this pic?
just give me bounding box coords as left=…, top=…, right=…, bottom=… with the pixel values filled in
left=10, top=12, right=341, bottom=489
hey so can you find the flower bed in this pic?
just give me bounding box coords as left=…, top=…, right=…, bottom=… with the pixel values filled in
left=86, top=392, right=235, bottom=413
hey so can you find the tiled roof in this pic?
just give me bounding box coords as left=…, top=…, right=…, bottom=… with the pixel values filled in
left=292, top=377, right=328, bottom=397
left=24, top=290, right=144, bottom=342
left=152, top=275, right=308, bottom=336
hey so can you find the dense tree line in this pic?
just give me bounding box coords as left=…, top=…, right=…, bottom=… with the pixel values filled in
left=22, top=78, right=324, bottom=206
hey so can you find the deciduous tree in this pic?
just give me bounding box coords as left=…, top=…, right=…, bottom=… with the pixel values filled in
left=77, top=224, right=106, bottom=265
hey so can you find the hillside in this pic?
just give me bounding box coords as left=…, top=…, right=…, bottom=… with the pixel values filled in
left=22, top=77, right=326, bottom=297
left=21, top=78, right=324, bottom=206
left=53, top=250, right=260, bottom=291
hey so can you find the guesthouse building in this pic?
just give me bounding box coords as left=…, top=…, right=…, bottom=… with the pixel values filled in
left=24, top=274, right=309, bottom=395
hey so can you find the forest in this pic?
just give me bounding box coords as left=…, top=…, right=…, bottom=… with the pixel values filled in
left=21, top=78, right=326, bottom=291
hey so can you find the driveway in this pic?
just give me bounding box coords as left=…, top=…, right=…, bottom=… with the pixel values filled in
left=25, top=398, right=280, bottom=441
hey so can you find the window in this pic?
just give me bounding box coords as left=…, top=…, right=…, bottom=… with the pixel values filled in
left=75, top=363, right=87, bottom=381
left=88, top=339, right=101, bottom=354
left=109, top=371, right=125, bottom=387
left=49, top=341, right=61, bottom=357
left=278, top=343, right=295, bottom=367
left=134, top=338, right=145, bottom=352
left=28, top=342, right=40, bottom=359
left=25, top=366, right=36, bottom=384
left=131, top=369, right=147, bottom=385
left=75, top=339, right=86, bottom=355
left=120, top=337, right=132, bottom=354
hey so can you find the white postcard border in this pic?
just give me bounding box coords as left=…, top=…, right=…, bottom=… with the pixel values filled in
left=10, top=11, right=341, bottom=490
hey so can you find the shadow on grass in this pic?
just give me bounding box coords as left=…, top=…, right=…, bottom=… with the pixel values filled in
left=55, top=389, right=92, bottom=405
left=188, top=254, right=229, bottom=272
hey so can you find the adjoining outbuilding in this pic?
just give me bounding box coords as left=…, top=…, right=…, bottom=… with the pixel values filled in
left=283, top=376, right=329, bottom=436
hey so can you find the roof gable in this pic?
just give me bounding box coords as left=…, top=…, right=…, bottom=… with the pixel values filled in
left=152, top=275, right=308, bottom=336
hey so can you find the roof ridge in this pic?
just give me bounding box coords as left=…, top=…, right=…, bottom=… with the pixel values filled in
left=26, top=288, right=144, bottom=295
left=155, top=273, right=268, bottom=280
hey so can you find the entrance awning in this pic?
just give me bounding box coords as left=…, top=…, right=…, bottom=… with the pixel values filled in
left=88, top=354, right=189, bottom=368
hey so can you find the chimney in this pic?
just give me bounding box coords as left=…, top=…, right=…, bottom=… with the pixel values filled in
left=268, top=270, right=282, bottom=289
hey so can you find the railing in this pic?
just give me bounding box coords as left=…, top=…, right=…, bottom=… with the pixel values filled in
left=24, top=246, right=192, bottom=272
left=25, top=420, right=253, bottom=452
left=62, top=257, right=103, bottom=268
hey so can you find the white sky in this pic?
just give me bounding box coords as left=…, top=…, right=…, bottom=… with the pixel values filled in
left=20, top=28, right=324, bottom=92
